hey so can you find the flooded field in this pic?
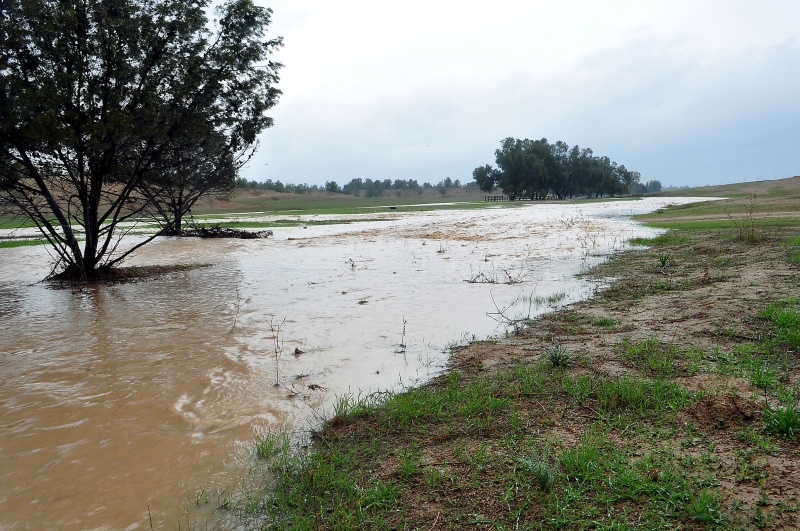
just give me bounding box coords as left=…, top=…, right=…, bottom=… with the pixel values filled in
left=0, top=198, right=703, bottom=529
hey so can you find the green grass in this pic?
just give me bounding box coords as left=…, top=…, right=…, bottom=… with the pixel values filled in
left=526, top=291, right=569, bottom=308
left=643, top=218, right=798, bottom=230
left=617, top=337, right=709, bottom=378
left=764, top=402, right=800, bottom=439
left=592, top=317, right=616, bottom=328
left=254, top=429, right=291, bottom=461
left=230, top=361, right=723, bottom=530
left=196, top=190, right=517, bottom=217
left=780, top=237, right=800, bottom=263
left=556, top=432, right=725, bottom=527
left=545, top=341, right=571, bottom=367
left=0, top=216, right=43, bottom=229
left=629, top=231, right=694, bottom=246
left=0, top=239, right=49, bottom=249
left=759, top=298, right=800, bottom=349
left=563, top=373, right=696, bottom=417
left=192, top=218, right=386, bottom=229
left=566, top=196, right=640, bottom=204
left=253, top=201, right=518, bottom=217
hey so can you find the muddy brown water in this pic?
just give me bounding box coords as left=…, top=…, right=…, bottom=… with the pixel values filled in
left=0, top=198, right=705, bottom=529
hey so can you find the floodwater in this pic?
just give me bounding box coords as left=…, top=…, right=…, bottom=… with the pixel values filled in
left=0, top=198, right=703, bottom=529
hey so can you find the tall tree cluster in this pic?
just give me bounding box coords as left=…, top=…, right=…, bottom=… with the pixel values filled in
left=0, top=0, right=282, bottom=278
left=473, top=138, right=641, bottom=200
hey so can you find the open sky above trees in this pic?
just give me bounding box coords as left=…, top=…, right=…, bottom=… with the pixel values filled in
left=237, top=0, right=800, bottom=189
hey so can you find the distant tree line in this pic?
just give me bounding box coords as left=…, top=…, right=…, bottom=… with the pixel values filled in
left=633, top=180, right=663, bottom=193
left=473, top=138, right=643, bottom=200
left=236, top=176, right=467, bottom=197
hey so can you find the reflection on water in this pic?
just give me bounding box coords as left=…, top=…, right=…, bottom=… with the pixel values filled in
left=0, top=198, right=701, bottom=529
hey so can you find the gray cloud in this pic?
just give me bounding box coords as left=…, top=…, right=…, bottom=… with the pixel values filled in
left=246, top=2, right=800, bottom=188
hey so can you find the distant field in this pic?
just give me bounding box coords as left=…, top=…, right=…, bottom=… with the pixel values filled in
left=192, top=186, right=494, bottom=215
left=639, top=175, right=800, bottom=224
left=654, top=175, right=800, bottom=198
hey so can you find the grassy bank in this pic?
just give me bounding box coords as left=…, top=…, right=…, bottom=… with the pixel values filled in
left=0, top=238, right=49, bottom=249
left=208, top=180, right=800, bottom=530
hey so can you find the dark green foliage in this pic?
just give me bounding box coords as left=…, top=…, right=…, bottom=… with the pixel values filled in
left=0, top=0, right=281, bottom=277
left=472, top=164, right=498, bottom=192
left=473, top=137, right=640, bottom=199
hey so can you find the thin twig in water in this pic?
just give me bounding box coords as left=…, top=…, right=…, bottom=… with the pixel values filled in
left=269, top=316, right=286, bottom=386
left=396, top=317, right=408, bottom=354
left=486, top=290, right=520, bottom=326
left=230, top=287, right=251, bottom=332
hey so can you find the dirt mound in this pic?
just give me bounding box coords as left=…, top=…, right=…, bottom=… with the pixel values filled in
left=680, top=394, right=761, bottom=430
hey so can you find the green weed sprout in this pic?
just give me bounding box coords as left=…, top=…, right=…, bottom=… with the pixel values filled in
left=765, top=402, right=800, bottom=439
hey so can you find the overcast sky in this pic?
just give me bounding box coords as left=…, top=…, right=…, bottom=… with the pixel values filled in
left=239, top=0, right=800, bottom=188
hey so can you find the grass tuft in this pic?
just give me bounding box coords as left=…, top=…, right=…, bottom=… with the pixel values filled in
left=764, top=402, right=800, bottom=439
left=592, top=317, right=616, bottom=328
left=545, top=340, right=571, bottom=367
left=254, top=428, right=290, bottom=460
left=759, top=298, right=800, bottom=349
left=518, top=450, right=559, bottom=492
left=659, top=251, right=673, bottom=268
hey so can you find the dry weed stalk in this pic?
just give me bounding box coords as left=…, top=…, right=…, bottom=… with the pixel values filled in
left=269, top=316, right=286, bottom=386
left=726, top=195, right=761, bottom=243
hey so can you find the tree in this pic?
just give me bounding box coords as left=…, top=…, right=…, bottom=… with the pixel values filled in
left=493, top=137, right=552, bottom=200
left=548, top=141, right=593, bottom=199
left=0, top=0, right=282, bottom=278
left=139, top=128, right=238, bottom=233
left=494, top=137, right=531, bottom=199
left=473, top=137, right=641, bottom=200
left=363, top=179, right=379, bottom=197
left=645, top=180, right=662, bottom=192
left=342, top=178, right=363, bottom=195
left=472, top=164, right=497, bottom=192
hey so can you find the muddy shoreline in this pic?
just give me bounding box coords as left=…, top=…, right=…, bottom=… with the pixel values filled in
left=442, top=221, right=800, bottom=527
left=254, top=197, right=800, bottom=529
